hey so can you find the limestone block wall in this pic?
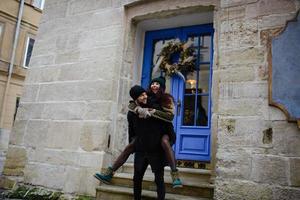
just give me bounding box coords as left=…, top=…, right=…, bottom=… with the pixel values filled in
left=214, top=0, right=300, bottom=199
left=0, top=0, right=42, bottom=175
left=2, top=0, right=300, bottom=199
left=2, top=0, right=126, bottom=195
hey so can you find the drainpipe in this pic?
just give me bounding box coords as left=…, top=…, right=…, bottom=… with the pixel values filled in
left=0, top=0, right=25, bottom=127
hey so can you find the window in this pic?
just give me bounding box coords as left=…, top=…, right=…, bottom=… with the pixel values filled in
left=32, top=0, right=45, bottom=10
left=182, top=35, right=211, bottom=127
left=23, top=37, right=35, bottom=68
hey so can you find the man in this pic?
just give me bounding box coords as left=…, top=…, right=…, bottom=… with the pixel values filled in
left=128, top=85, right=167, bottom=200
left=94, top=85, right=168, bottom=199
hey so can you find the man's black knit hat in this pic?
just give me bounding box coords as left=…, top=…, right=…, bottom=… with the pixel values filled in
left=150, top=76, right=166, bottom=90
left=130, top=85, right=146, bottom=100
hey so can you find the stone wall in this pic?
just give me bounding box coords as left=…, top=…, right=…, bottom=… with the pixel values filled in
left=2, top=0, right=126, bottom=196
left=2, top=0, right=300, bottom=199
left=214, top=0, right=300, bottom=199
left=0, top=129, right=10, bottom=174
left=0, top=0, right=42, bottom=177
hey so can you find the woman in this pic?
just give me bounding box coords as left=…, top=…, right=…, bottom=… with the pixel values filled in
left=94, top=77, right=182, bottom=188
left=142, top=76, right=181, bottom=187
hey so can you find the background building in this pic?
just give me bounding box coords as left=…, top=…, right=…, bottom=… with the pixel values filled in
left=0, top=0, right=44, bottom=174
left=1, top=0, right=300, bottom=199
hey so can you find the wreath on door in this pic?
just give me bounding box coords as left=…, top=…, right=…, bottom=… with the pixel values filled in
left=152, top=39, right=196, bottom=80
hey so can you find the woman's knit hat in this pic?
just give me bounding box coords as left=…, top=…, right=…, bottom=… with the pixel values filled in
left=150, top=76, right=166, bottom=90
left=129, top=85, right=146, bottom=100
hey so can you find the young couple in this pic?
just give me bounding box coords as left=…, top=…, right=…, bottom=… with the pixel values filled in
left=94, top=76, right=182, bottom=200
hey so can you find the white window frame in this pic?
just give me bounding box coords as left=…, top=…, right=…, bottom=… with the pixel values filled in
left=0, top=23, right=4, bottom=52
left=23, top=36, right=35, bottom=68
left=0, top=24, right=3, bottom=38
left=32, top=0, right=45, bottom=10
left=0, top=21, right=6, bottom=56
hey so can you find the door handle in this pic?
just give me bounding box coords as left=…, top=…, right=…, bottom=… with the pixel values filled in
left=177, top=99, right=181, bottom=116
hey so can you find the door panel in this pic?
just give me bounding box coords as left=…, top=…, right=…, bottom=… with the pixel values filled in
left=142, top=24, right=214, bottom=161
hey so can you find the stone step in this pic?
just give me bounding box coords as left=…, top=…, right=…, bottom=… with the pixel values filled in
left=111, top=172, right=214, bottom=198
left=96, top=185, right=212, bottom=200
left=121, top=163, right=213, bottom=184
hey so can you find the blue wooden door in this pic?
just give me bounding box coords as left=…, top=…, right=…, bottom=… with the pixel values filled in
left=141, top=24, right=214, bottom=161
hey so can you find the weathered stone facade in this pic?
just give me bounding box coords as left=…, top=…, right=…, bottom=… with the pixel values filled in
left=2, top=0, right=300, bottom=199
left=0, top=0, right=43, bottom=175
left=215, top=0, right=300, bottom=199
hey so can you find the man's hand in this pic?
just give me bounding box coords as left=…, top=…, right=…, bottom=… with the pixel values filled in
left=135, top=106, right=152, bottom=118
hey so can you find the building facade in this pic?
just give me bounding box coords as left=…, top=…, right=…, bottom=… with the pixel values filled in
left=2, top=0, right=300, bottom=199
left=0, top=0, right=43, bottom=174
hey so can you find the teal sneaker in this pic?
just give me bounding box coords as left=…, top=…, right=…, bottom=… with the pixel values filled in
left=94, top=166, right=114, bottom=184
left=171, top=170, right=183, bottom=188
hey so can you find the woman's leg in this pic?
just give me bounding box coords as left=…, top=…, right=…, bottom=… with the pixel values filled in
left=112, top=141, right=135, bottom=171
left=161, top=135, right=176, bottom=171
left=94, top=140, right=135, bottom=183
left=161, top=135, right=183, bottom=188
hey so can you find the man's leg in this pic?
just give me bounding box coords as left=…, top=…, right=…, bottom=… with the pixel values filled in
left=133, top=153, right=148, bottom=200
left=154, top=169, right=165, bottom=200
